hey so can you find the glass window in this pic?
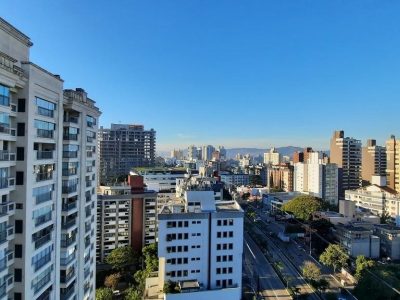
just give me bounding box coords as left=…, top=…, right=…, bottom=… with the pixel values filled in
left=0, top=84, right=10, bottom=107
left=34, top=120, right=55, bottom=131
left=0, top=112, right=10, bottom=127
left=36, top=98, right=56, bottom=118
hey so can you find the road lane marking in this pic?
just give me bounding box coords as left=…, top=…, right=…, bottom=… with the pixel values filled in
left=245, top=241, right=256, bottom=259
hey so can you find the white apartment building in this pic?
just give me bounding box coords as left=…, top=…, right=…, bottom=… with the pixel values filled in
left=294, top=152, right=339, bottom=205
left=263, top=147, right=280, bottom=165
left=96, top=177, right=157, bottom=262
left=346, top=176, right=400, bottom=226
left=157, top=180, right=243, bottom=299
left=0, top=18, right=100, bottom=300
left=220, top=173, right=250, bottom=187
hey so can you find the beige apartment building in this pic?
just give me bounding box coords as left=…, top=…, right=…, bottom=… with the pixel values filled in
left=361, top=139, right=386, bottom=185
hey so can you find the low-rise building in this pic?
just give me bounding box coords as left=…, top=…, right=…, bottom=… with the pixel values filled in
left=373, top=224, right=400, bottom=260
left=220, top=172, right=250, bottom=186
left=333, top=224, right=380, bottom=258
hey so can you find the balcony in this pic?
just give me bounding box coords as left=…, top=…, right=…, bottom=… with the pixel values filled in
left=64, top=116, right=79, bottom=124
left=86, top=137, right=94, bottom=143
left=35, top=212, right=52, bottom=227
left=61, top=235, right=76, bottom=248
left=0, top=125, right=16, bottom=137
left=0, top=256, right=7, bottom=272
left=61, top=269, right=75, bottom=284
left=0, top=151, right=15, bottom=162
left=60, top=285, right=75, bottom=300
left=34, top=233, right=52, bottom=250
left=86, top=181, right=92, bottom=188
left=63, top=151, right=78, bottom=159
left=60, top=252, right=76, bottom=266
left=0, top=95, right=9, bottom=107
left=85, top=195, right=92, bottom=203
left=37, top=129, right=54, bottom=139
left=33, top=272, right=52, bottom=294
left=36, top=151, right=54, bottom=160
left=0, top=201, right=14, bottom=217
left=62, top=219, right=77, bottom=230
left=85, top=223, right=91, bottom=233
left=0, top=177, right=15, bottom=190
left=36, top=192, right=52, bottom=205
left=62, top=185, right=77, bottom=194
left=62, top=169, right=78, bottom=177
left=63, top=134, right=78, bottom=141
left=37, top=107, right=54, bottom=118
left=33, top=253, right=51, bottom=271
left=36, top=172, right=53, bottom=182
left=62, top=202, right=77, bottom=213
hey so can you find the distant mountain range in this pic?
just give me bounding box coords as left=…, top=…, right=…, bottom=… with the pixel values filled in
left=225, top=146, right=304, bottom=159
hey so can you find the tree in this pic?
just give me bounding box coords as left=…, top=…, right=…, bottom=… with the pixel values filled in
left=355, top=255, right=375, bottom=280
left=319, top=244, right=349, bottom=273
left=302, top=261, right=321, bottom=282
left=105, top=246, right=138, bottom=272
left=163, top=280, right=179, bottom=294
left=96, top=288, right=113, bottom=300
left=125, top=287, right=142, bottom=300
left=313, top=278, right=329, bottom=293
left=142, top=243, right=158, bottom=272
left=104, top=273, right=121, bottom=290
left=380, top=211, right=391, bottom=224
left=250, top=175, right=263, bottom=186
left=134, top=269, right=148, bottom=296
left=282, top=195, right=327, bottom=221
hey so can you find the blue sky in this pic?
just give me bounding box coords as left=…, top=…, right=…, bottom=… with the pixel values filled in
left=3, top=1, right=400, bottom=152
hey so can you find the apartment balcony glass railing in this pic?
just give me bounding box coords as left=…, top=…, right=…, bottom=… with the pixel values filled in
left=60, top=252, right=76, bottom=266
left=0, top=201, right=14, bottom=217
left=37, top=107, right=54, bottom=118
left=64, top=116, right=79, bottom=124
left=63, top=134, right=78, bottom=141
left=35, top=212, right=52, bottom=227
left=0, top=151, right=15, bottom=161
left=62, top=151, right=78, bottom=159
left=62, top=219, right=76, bottom=230
left=36, top=172, right=53, bottom=182
left=33, top=272, right=51, bottom=294
left=60, top=269, right=75, bottom=284
left=60, top=286, right=75, bottom=300
left=61, top=235, right=76, bottom=248
left=62, top=202, right=77, bottom=212
left=37, top=129, right=54, bottom=139
left=62, top=185, right=77, bottom=194
left=33, top=253, right=51, bottom=271
left=0, top=256, right=7, bottom=272
left=0, top=125, right=16, bottom=136
left=36, top=192, right=52, bottom=205
left=0, top=282, right=6, bottom=299
left=34, top=233, right=52, bottom=250
left=36, top=151, right=53, bottom=160
left=0, top=177, right=14, bottom=189
left=62, top=169, right=78, bottom=176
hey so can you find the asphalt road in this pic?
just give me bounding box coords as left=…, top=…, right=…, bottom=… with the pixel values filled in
left=244, top=232, right=292, bottom=300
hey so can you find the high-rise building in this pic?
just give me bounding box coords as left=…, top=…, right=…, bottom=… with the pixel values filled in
left=187, top=145, right=198, bottom=161
left=0, top=17, right=100, bottom=300
left=98, top=124, right=156, bottom=185
left=263, top=147, right=281, bottom=165
left=386, top=135, right=400, bottom=193
left=202, top=145, right=215, bottom=161
left=361, top=139, right=386, bottom=186
left=292, top=147, right=313, bottom=164
left=268, top=163, right=294, bottom=192
left=330, top=130, right=362, bottom=197
left=156, top=177, right=243, bottom=299
left=96, top=174, right=157, bottom=262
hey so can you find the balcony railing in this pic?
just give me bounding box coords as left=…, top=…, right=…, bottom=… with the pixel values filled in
left=0, top=201, right=14, bottom=216
left=62, top=185, right=77, bottom=194
left=63, top=134, right=78, bottom=141
left=0, top=256, right=7, bottom=272
left=61, top=235, right=76, bottom=248
left=36, top=151, right=53, bottom=160
left=62, top=219, right=76, bottom=230
left=63, top=151, right=78, bottom=159
left=60, top=286, right=75, bottom=300
left=60, top=269, right=75, bottom=284
left=0, top=151, right=16, bottom=161
left=36, top=172, right=53, bottom=182
left=62, top=169, right=78, bottom=176
left=33, top=272, right=51, bottom=294
left=0, top=230, right=6, bottom=245
left=0, top=282, right=6, bottom=299
left=37, top=107, right=54, bottom=118
left=35, top=212, right=52, bottom=227
left=36, top=192, right=52, bottom=205
left=60, top=252, right=76, bottom=266
left=33, top=253, right=51, bottom=271
left=37, top=129, right=54, bottom=139
left=0, top=177, right=14, bottom=189
left=34, top=233, right=52, bottom=250
left=62, top=202, right=77, bottom=212
left=0, top=95, right=9, bottom=107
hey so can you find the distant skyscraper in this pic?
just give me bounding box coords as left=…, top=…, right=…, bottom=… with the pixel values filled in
left=361, top=139, right=386, bottom=185
left=202, top=145, right=215, bottom=161
left=330, top=130, right=362, bottom=197
left=188, top=145, right=198, bottom=161
left=98, top=124, right=156, bottom=184
left=386, top=135, right=400, bottom=193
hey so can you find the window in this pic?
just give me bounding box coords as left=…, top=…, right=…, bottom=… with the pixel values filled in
left=36, top=97, right=56, bottom=118
left=17, top=123, right=25, bottom=136
left=14, top=268, right=22, bottom=282
left=35, top=120, right=55, bottom=138
left=16, top=171, right=23, bottom=185
left=15, top=244, right=22, bottom=258
left=17, top=98, right=25, bottom=112
left=15, top=220, right=23, bottom=234
left=17, top=147, right=24, bottom=161
left=0, top=84, right=9, bottom=107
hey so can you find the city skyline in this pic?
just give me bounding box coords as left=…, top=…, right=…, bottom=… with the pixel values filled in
left=3, top=1, right=400, bottom=151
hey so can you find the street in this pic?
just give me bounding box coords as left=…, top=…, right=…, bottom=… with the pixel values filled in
left=244, top=233, right=292, bottom=300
